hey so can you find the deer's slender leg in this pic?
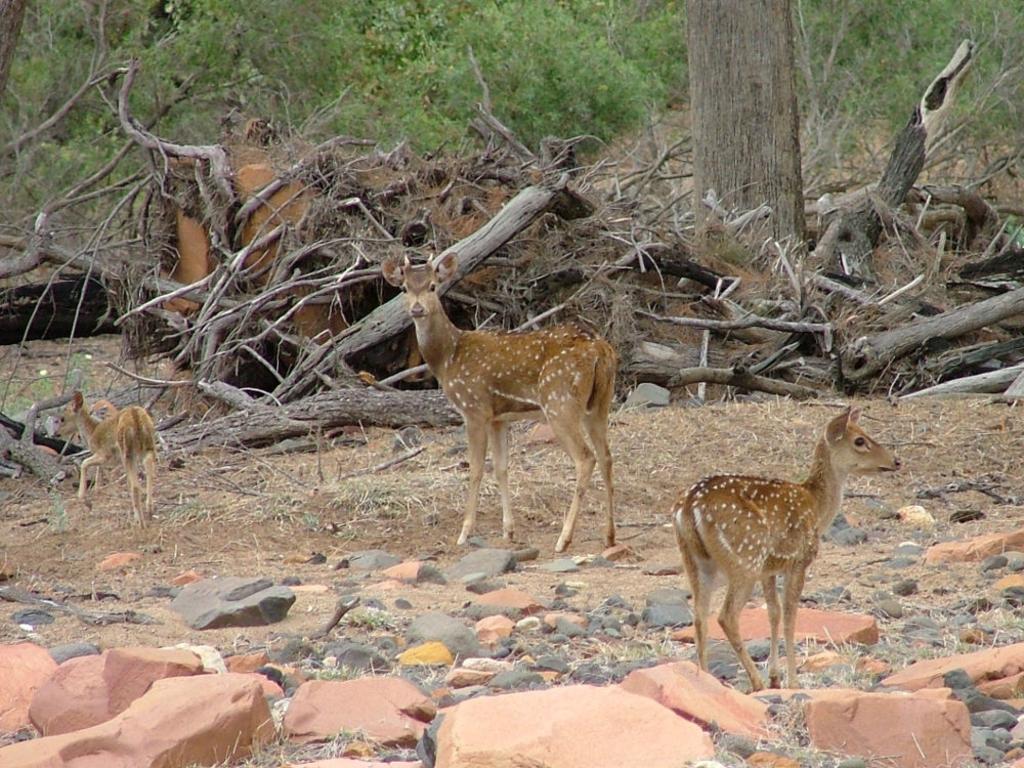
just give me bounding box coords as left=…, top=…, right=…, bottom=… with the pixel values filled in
left=489, top=421, right=513, bottom=541
left=458, top=417, right=489, bottom=546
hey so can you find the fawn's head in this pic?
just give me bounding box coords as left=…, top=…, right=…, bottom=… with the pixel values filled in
left=54, top=391, right=86, bottom=438
left=382, top=252, right=457, bottom=320
left=824, top=407, right=901, bottom=475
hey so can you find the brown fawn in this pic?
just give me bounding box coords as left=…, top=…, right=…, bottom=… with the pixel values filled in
left=58, top=391, right=158, bottom=526
left=382, top=252, right=617, bottom=552
left=672, top=407, right=899, bottom=691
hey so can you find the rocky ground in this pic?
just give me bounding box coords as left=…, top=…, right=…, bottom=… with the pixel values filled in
left=2, top=378, right=1024, bottom=767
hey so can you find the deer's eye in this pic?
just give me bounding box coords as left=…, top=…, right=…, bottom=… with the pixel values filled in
left=854, top=436, right=867, bottom=447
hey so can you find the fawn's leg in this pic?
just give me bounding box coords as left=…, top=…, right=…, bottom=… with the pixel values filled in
left=123, top=455, right=144, bottom=526
left=782, top=566, right=808, bottom=687
left=762, top=574, right=781, bottom=688
left=457, top=417, right=489, bottom=546
left=489, top=421, right=513, bottom=541
left=583, top=414, right=615, bottom=547
left=718, top=577, right=764, bottom=691
left=551, top=419, right=595, bottom=553
left=78, top=455, right=104, bottom=509
left=143, top=452, right=157, bottom=522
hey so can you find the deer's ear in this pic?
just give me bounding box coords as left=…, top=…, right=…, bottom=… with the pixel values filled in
left=71, top=391, right=84, bottom=410
left=433, top=251, right=458, bottom=283
left=381, top=256, right=405, bottom=287
left=826, top=409, right=851, bottom=442
left=846, top=406, right=861, bottom=424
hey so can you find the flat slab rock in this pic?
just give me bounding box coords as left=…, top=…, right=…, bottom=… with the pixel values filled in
left=436, top=684, right=713, bottom=768
left=924, top=528, right=1024, bottom=564
left=671, top=607, right=878, bottom=645
left=445, top=549, right=517, bottom=581
left=283, top=677, right=435, bottom=746
left=882, top=642, right=1024, bottom=691
left=620, top=661, right=769, bottom=739
left=0, top=673, right=272, bottom=768
left=170, top=576, right=296, bottom=630
left=804, top=689, right=972, bottom=768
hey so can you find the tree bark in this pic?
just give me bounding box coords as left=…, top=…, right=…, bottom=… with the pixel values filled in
left=902, top=364, right=1024, bottom=399
left=686, top=0, right=804, bottom=242
left=0, top=0, right=27, bottom=101
left=816, top=40, right=975, bottom=279
left=842, top=285, right=1024, bottom=383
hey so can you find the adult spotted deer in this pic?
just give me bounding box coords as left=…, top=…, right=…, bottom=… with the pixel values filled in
left=58, top=391, right=158, bottom=526
left=382, top=252, right=616, bottom=552
left=672, top=407, right=899, bottom=690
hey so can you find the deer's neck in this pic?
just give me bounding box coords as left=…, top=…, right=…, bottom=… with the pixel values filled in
left=412, top=311, right=462, bottom=379
left=802, top=439, right=849, bottom=533
left=74, top=409, right=101, bottom=446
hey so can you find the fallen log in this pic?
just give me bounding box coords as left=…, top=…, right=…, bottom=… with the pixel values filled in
left=815, top=40, right=974, bottom=279
left=637, top=309, right=829, bottom=336
left=0, top=276, right=116, bottom=344
left=842, top=285, right=1024, bottom=383
left=162, top=388, right=460, bottom=453
left=902, top=364, right=1024, bottom=399
left=671, top=366, right=820, bottom=400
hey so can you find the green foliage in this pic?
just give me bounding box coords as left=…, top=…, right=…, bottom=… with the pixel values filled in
left=2, top=0, right=1021, bottom=217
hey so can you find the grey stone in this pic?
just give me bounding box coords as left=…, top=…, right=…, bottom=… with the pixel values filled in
left=961, top=690, right=1019, bottom=714
left=538, top=558, right=579, bottom=573
left=415, top=564, right=447, bottom=585
left=974, top=745, right=1007, bottom=764
left=875, top=599, right=903, bottom=619
left=1005, top=552, right=1024, bottom=572
left=447, top=549, right=517, bottom=580
left=170, top=576, right=295, bottom=630
left=12, top=609, right=54, bottom=626
left=408, top=612, right=480, bottom=658
left=972, top=710, right=1019, bottom=730
left=719, top=733, right=758, bottom=759
left=489, top=669, right=545, bottom=690
left=887, top=556, right=918, bottom=569
left=829, top=527, right=868, bottom=546
left=982, top=555, right=1008, bottom=573
left=894, top=543, right=924, bottom=557
left=416, top=712, right=444, bottom=768
left=348, top=549, right=402, bottom=570
left=513, top=547, right=540, bottom=563
left=623, top=382, right=670, bottom=409
left=892, top=579, right=918, bottom=597
left=395, top=598, right=413, bottom=610
left=642, top=598, right=692, bottom=628
left=49, top=642, right=100, bottom=664
left=553, top=617, right=587, bottom=638
left=746, top=639, right=772, bottom=662
left=554, top=583, right=578, bottom=598
left=836, top=760, right=868, bottom=768
left=532, top=654, right=570, bottom=674
left=646, top=587, right=690, bottom=605
left=326, top=641, right=390, bottom=672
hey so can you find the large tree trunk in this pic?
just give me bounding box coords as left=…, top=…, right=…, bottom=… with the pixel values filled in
left=686, top=0, right=804, bottom=242
left=0, top=0, right=27, bottom=101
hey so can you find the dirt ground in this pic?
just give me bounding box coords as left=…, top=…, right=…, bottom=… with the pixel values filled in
left=2, top=336, right=1023, bottom=666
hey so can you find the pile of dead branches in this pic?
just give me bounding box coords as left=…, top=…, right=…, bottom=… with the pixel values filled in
left=3, top=42, right=1024, bottom=472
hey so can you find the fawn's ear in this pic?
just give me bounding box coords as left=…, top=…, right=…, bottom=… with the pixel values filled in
left=825, top=408, right=854, bottom=442
left=71, top=391, right=84, bottom=411
left=380, top=256, right=405, bottom=287
left=433, top=251, right=458, bottom=283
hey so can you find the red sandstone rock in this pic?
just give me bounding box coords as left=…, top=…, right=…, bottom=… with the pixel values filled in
left=804, top=689, right=972, bottom=768
left=620, top=661, right=769, bottom=738
left=473, top=588, right=545, bottom=615
left=29, top=646, right=203, bottom=735
left=96, top=552, right=142, bottom=571
left=0, top=673, right=273, bottom=767
left=924, top=528, right=1024, bottom=564
left=672, top=606, right=878, bottom=644
left=435, top=684, right=714, bottom=768
left=882, top=642, right=1024, bottom=691
left=474, top=615, right=514, bottom=646
left=0, top=643, right=56, bottom=732
left=226, top=651, right=271, bottom=674
left=283, top=677, right=435, bottom=746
